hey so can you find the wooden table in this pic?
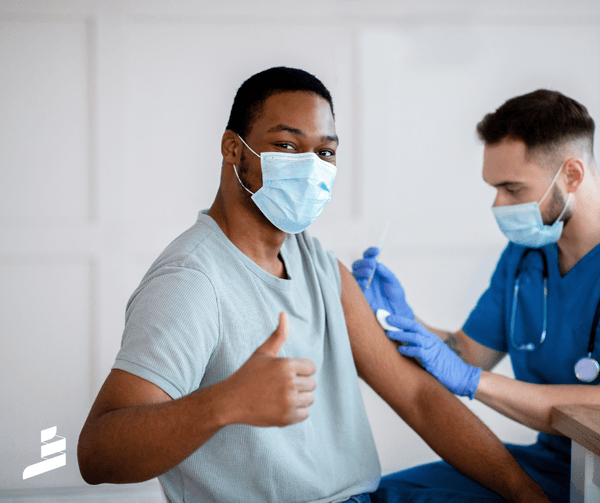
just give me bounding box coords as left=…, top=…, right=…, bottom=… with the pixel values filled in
left=551, top=405, right=600, bottom=503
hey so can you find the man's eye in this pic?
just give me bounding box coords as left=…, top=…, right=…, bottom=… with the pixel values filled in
left=318, top=150, right=335, bottom=158
left=276, top=143, right=295, bottom=150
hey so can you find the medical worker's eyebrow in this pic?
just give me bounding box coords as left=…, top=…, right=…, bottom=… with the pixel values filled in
left=268, top=124, right=339, bottom=144
left=494, top=181, right=525, bottom=189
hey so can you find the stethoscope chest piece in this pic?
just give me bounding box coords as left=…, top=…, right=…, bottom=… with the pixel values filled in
left=574, top=353, right=600, bottom=383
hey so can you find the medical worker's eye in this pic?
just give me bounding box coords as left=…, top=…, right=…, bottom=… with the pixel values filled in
left=503, top=184, right=522, bottom=196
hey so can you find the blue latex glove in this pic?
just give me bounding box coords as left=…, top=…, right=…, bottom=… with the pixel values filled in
left=385, top=314, right=482, bottom=399
left=352, top=247, right=414, bottom=321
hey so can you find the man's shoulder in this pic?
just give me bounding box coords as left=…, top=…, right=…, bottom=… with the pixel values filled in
left=152, top=213, right=227, bottom=271
left=293, top=230, right=341, bottom=290
left=124, top=216, right=226, bottom=315
left=294, top=230, right=334, bottom=263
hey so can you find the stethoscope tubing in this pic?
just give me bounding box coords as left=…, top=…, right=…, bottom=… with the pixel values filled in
left=511, top=248, right=599, bottom=382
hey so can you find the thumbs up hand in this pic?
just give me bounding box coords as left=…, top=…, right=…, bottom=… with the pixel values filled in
left=225, top=312, right=317, bottom=427
left=257, top=311, right=290, bottom=357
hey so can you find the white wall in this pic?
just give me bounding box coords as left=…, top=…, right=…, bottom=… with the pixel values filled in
left=2, top=0, right=600, bottom=499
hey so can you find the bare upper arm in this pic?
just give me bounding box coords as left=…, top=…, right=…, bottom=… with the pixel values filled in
left=338, top=260, right=441, bottom=406
left=84, top=369, right=173, bottom=424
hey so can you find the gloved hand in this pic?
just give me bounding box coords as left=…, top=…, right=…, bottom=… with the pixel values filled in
left=352, top=247, right=414, bottom=321
left=384, top=314, right=481, bottom=399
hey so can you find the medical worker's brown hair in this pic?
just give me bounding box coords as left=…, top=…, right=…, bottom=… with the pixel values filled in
left=476, top=89, right=595, bottom=156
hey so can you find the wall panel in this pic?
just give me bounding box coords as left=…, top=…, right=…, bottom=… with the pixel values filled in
left=0, top=20, right=90, bottom=224
left=0, top=260, right=91, bottom=489
left=360, top=24, right=600, bottom=250
left=123, top=21, right=355, bottom=238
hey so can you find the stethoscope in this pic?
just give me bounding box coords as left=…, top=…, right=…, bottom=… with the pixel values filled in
left=510, top=248, right=600, bottom=383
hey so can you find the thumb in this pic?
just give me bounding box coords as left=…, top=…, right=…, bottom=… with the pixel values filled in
left=256, top=312, right=289, bottom=357
left=385, top=314, right=422, bottom=333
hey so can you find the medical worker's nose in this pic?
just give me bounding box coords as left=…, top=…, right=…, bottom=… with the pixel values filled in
left=493, top=191, right=508, bottom=208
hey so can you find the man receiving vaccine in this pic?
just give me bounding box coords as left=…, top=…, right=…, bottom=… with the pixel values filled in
left=353, top=89, right=600, bottom=503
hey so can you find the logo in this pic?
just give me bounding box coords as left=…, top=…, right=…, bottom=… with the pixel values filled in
left=22, top=426, right=66, bottom=480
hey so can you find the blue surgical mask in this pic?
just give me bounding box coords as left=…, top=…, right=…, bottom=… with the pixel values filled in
left=232, top=135, right=337, bottom=234
left=492, top=164, right=572, bottom=248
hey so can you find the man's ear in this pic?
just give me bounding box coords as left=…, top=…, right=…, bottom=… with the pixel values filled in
left=565, top=157, right=585, bottom=193
left=222, top=130, right=242, bottom=165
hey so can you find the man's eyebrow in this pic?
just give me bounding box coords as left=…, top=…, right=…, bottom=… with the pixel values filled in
left=267, top=124, right=339, bottom=144
left=267, top=124, right=306, bottom=136
left=494, top=181, right=524, bottom=188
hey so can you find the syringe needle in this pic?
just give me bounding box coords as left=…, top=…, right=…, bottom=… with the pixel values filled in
left=366, top=219, right=390, bottom=289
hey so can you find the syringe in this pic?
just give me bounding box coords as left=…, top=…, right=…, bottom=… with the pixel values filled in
left=366, top=219, right=390, bottom=289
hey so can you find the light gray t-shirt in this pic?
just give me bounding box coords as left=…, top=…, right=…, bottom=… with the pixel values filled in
left=113, top=211, right=380, bottom=503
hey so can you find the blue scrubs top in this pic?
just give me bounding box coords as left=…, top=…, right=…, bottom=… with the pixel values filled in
left=464, top=241, right=600, bottom=386
left=463, top=241, right=600, bottom=456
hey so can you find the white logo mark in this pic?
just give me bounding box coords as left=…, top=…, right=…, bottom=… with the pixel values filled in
left=22, top=426, right=66, bottom=480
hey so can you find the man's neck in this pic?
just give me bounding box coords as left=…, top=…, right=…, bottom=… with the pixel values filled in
left=557, top=207, right=600, bottom=275
left=207, top=193, right=288, bottom=279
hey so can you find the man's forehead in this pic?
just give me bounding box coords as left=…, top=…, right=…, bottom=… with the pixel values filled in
left=252, top=91, right=335, bottom=135
left=266, top=123, right=338, bottom=144
left=482, top=138, right=546, bottom=185
left=261, top=89, right=331, bottom=110
left=484, top=137, right=528, bottom=162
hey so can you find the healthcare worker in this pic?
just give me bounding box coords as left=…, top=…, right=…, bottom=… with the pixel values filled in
left=353, top=89, right=600, bottom=503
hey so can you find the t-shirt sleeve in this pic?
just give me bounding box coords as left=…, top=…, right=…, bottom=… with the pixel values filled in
left=301, top=232, right=341, bottom=296
left=328, top=249, right=342, bottom=297
left=113, top=266, right=220, bottom=399
left=462, top=245, right=512, bottom=353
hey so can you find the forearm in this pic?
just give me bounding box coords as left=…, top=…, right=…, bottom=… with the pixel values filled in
left=417, top=319, right=462, bottom=355
left=475, top=371, right=600, bottom=433
left=417, top=318, right=506, bottom=370
left=78, top=379, right=236, bottom=484
left=361, top=342, right=547, bottom=502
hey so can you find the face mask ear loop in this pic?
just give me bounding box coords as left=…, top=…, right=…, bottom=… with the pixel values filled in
left=539, top=163, right=565, bottom=206
left=232, top=164, right=254, bottom=195
left=555, top=192, right=572, bottom=224
left=232, top=134, right=259, bottom=195
left=236, top=134, right=261, bottom=159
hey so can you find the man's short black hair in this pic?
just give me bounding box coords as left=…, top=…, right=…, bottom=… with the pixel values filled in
left=476, top=89, right=595, bottom=155
left=226, top=67, right=334, bottom=138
